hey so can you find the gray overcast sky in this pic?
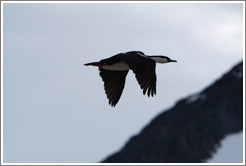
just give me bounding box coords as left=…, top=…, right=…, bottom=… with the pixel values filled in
left=3, top=2, right=243, bottom=163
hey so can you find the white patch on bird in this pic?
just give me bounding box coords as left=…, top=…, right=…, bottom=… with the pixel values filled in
left=150, top=57, right=168, bottom=63
left=102, top=61, right=130, bottom=71
left=137, top=52, right=146, bottom=57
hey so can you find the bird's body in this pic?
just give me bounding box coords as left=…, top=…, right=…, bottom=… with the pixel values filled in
left=102, top=61, right=130, bottom=71
left=84, top=51, right=177, bottom=107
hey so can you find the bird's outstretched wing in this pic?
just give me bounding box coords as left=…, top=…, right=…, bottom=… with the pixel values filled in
left=122, top=53, right=157, bottom=97
left=99, top=68, right=129, bottom=107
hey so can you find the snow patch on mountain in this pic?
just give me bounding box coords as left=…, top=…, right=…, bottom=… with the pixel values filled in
left=186, top=93, right=206, bottom=104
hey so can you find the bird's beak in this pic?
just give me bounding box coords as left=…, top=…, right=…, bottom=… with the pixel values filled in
left=170, top=59, right=177, bottom=63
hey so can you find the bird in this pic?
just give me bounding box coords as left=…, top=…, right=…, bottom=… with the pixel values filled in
left=84, top=51, right=177, bottom=107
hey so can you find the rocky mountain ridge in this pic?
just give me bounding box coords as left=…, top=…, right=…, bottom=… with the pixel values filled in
left=102, top=61, right=243, bottom=163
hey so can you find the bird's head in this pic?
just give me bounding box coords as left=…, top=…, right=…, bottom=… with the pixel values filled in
left=149, top=55, right=177, bottom=64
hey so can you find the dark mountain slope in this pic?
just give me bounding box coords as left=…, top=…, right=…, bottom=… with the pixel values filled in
left=102, top=61, right=243, bottom=163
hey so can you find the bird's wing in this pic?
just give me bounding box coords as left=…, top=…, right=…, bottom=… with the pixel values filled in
left=99, top=68, right=129, bottom=107
left=122, top=54, right=157, bottom=97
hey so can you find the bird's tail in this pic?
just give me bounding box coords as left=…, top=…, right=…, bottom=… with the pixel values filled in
left=84, top=62, right=100, bottom=66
